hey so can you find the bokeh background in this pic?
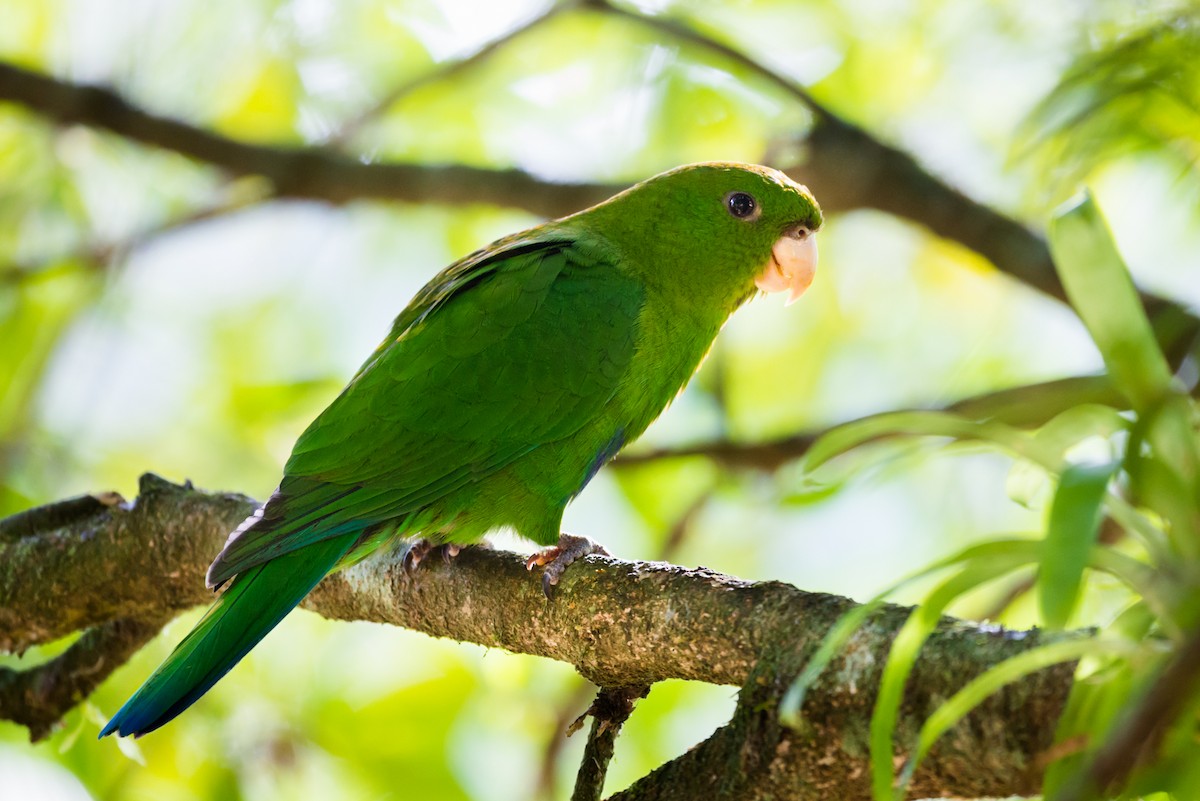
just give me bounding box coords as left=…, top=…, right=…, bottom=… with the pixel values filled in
left=1, top=0, right=1198, bottom=799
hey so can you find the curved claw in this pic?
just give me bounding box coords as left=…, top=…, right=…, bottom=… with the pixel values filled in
left=403, top=540, right=463, bottom=575
left=527, top=533, right=610, bottom=599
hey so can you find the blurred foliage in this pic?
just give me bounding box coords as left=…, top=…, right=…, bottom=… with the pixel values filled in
left=783, top=194, right=1200, bottom=799
left=0, top=1, right=1197, bottom=800
left=1021, top=3, right=1200, bottom=206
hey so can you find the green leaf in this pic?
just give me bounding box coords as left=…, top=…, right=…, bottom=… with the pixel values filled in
left=779, top=538, right=1045, bottom=729
left=1047, top=192, right=1173, bottom=412
left=869, top=555, right=1038, bottom=801
left=1039, top=461, right=1119, bottom=629
left=1087, top=547, right=1178, bottom=636
left=1032, top=403, right=1127, bottom=458
left=1005, top=403, right=1126, bottom=510
left=897, top=637, right=1142, bottom=798
left=786, top=533, right=1162, bottom=800
left=1018, top=15, right=1200, bottom=202
left=1130, top=395, right=1200, bottom=564
left=951, top=375, right=1122, bottom=429
left=1042, top=601, right=1157, bottom=797
left=1101, top=492, right=1173, bottom=565
left=801, top=410, right=1056, bottom=477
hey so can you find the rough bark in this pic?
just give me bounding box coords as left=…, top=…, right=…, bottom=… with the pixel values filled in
left=0, top=616, right=168, bottom=740
left=0, top=12, right=1190, bottom=796
left=0, top=473, right=1077, bottom=799
left=609, top=637, right=1070, bottom=801
left=571, top=685, right=651, bottom=801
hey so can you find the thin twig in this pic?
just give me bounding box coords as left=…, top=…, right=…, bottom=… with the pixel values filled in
left=2, top=3, right=567, bottom=289
left=0, top=190, right=260, bottom=287
left=330, top=1, right=576, bottom=145
left=536, top=682, right=597, bottom=801
left=570, top=685, right=651, bottom=801
left=583, top=0, right=830, bottom=119
left=535, top=491, right=712, bottom=799
left=613, top=374, right=1121, bottom=471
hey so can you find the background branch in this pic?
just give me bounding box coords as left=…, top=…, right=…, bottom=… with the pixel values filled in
left=615, top=373, right=1123, bottom=471
left=0, top=62, right=621, bottom=216
left=592, top=3, right=1200, bottom=349
left=0, top=50, right=1193, bottom=356
left=0, top=474, right=1077, bottom=798
left=0, top=190, right=258, bottom=286
left=3, top=50, right=1198, bottom=367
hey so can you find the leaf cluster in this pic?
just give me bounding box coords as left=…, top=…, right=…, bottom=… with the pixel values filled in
left=783, top=194, right=1200, bottom=799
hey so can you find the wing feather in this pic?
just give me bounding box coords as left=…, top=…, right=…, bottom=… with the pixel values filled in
left=207, top=231, right=641, bottom=586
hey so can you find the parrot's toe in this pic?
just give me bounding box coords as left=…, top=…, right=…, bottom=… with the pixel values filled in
left=526, top=533, right=610, bottom=599
left=402, top=540, right=463, bottom=574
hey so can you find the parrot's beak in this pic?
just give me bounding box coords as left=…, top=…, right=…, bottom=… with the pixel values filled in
left=756, top=226, right=818, bottom=305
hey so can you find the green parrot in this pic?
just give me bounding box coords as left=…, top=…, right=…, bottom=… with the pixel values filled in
left=100, top=161, right=822, bottom=738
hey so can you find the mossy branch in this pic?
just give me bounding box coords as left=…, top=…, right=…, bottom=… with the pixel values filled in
left=0, top=473, right=1077, bottom=798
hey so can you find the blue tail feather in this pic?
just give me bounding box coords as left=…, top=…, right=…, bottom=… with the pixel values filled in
left=100, top=534, right=355, bottom=738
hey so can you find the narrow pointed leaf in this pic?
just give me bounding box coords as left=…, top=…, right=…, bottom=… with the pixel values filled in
left=897, top=638, right=1140, bottom=795
left=779, top=538, right=1044, bottom=729
left=870, top=554, right=1037, bottom=801
left=1039, top=461, right=1118, bottom=629
left=1047, top=193, right=1172, bottom=411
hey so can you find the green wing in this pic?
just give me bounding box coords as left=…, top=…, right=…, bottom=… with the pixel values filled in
left=207, top=230, right=642, bottom=586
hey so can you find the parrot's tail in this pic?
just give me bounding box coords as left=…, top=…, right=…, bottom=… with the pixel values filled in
left=99, top=533, right=356, bottom=738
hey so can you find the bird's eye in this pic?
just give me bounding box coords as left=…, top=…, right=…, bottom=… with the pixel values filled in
left=725, top=191, right=759, bottom=220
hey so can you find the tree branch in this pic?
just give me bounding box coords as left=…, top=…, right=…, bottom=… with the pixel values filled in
left=615, top=373, right=1123, bottom=471
left=570, top=684, right=650, bottom=801
left=0, top=61, right=621, bottom=217
left=592, top=1, right=1200, bottom=344
left=589, top=0, right=1066, bottom=294
left=0, top=615, right=169, bottom=741
left=608, top=632, right=1067, bottom=801
left=3, top=51, right=1199, bottom=356
left=0, top=191, right=258, bottom=286
left=585, top=0, right=831, bottom=120
left=0, top=2, right=566, bottom=285
left=0, top=473, right=1077, bottom=798
left=538, top=491, right=711, bottom=798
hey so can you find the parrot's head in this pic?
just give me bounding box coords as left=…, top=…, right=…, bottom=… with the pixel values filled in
left=579, top=162, right=823, bottom=310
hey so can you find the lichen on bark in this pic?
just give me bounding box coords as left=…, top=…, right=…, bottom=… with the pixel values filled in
left=0, top=474, right=1078, bottom=797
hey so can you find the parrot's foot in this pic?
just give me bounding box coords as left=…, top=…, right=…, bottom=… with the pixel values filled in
left=525, top=533, right=609, bottom=598
left=402, top=540, right=461, bottom=574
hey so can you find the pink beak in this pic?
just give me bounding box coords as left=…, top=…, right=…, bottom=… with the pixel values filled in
left=755, top=227, right=818, bottom=305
